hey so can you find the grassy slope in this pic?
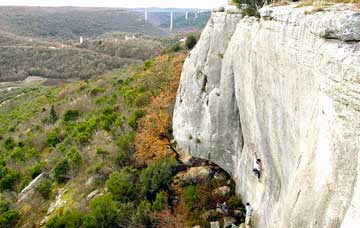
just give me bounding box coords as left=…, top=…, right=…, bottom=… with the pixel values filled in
left=0, top=52, right=186, bottom=227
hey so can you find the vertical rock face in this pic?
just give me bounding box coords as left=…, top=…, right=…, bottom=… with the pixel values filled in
left=173, top=4, right=360, bottom=228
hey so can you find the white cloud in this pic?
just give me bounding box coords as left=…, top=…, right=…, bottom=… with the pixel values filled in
left=0, top=0, right=228, bottom=9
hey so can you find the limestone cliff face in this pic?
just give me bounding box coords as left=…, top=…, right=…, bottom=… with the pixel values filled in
left=173, top=4, right=360, bottom=228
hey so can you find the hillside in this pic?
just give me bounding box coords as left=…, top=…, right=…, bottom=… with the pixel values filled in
left=0, top=52, right=184, bottom=227
left=0, top=48, right=245, bottom=227
left=0, top=6, right=166, bottom=41
left=0, top=30, right=171, bottom=82
left=0, top=46, right=140, bottom=82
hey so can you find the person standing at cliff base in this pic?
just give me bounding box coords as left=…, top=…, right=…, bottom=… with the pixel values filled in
left=245, top=202, right=253, bottom=227
left=252, top=156, right=262, bottom=181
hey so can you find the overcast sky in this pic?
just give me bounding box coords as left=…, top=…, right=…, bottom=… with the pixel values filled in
left=0, top=0, right=228, bottom=9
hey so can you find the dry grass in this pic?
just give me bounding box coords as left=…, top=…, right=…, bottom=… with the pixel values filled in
left=271, top=0, right=290, bottom=6
left=297, top=0, right=358, bottom=9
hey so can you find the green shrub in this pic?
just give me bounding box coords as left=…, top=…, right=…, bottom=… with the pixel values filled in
left=98, top=107, right=118, bottom=131
left=184, top=185, right=199, bottom=211
left=3, top=138, right=15, bottom=150
left=46, top=129, right=60, bottom=147
left=49, top=105, right=58, bottom=124
left=115, top=150, right=132, bottom=169
left=119, top=86, right=144, bottom=108
left=170, top=43, right=182, bottom=52
left=67, top=148, right=82, bottom=166
left=144, top=59, right=154, bottom=70
left=133, top=200, right=151, bottom=227
left=127, top=110, right=145, bottom=130
left=115, top=133, right=135, bottom=168
left=152, top=191, right=167, bottom=211
left=0, top=210, right=20, bottom=228
left=185, top=35, right=197, bottom=50
left=106, top=167, right=138, bottom=202
left=183, top=185, right=211, bottom=212
left=232, top=0, right=260, bottom=17
left=140, top=158, right=178, bottom=198
left=35, top=178, right=52, bottom=199
left=229, top=195, right=243, bottom=208
left=53, top=159, right=69, bottom=183
left=71, top=119, right=97, bottom=144
left=242, top=6, right=260, bottom=17
left=84, top=194, right=132, bottom=228
left=45, top=210, right=83, bottom=228
left=9, top=147, right=25, bottom=162
left=90, top=87, right=105, bottom=96
left=0, top=169, right=20, bottom=192
left=28, top=163, right=43, bottom=178
left=63, top=110, right=80, bottom=122
left=0, top=201, right=9, bottom=213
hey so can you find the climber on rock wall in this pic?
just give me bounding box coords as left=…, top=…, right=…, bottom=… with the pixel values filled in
left=245, top=202, right=253, bottom=227
left=252, top=155, right=262, bottom=182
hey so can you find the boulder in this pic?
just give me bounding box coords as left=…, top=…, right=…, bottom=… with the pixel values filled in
left=182, top=166, right=214, bottom=185
left=86, top=189, right=99, bottom=201
left=18, top=173, right=45, bottom=202
left=213, top=170, right=228, bottom=181
left=213, top=7, right=225, bottom=12
left=210, top=221, right=220, bottom=228
left=213, top=186, right=231, bottom=196
left=46, top=188, right=67, bottom=215
left=223, top=217, right=236, bottom=228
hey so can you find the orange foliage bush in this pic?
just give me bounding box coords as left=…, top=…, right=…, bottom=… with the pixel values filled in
left=134, top=53, right=186, bottom=165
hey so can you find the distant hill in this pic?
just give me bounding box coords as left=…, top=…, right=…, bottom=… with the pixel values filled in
left=0, top=30, right=169, bottom=82
left=0, top=6, right=207, bottom=82
left=0, top=6, right=167, bottom=41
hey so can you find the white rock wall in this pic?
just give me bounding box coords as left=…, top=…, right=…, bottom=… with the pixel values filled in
left=173, top=4, right=360, bottom=228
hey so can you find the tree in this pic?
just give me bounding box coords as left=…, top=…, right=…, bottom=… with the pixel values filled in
left=85, top=194, right=131, bottom=228
left=185, top=35, right=197, bottom=50
left=67, top=148, right=82, bottom=166
left=106, top=168, right=138, bottom=202
left=140, top=158, right=177, bottom=199
left=45, top=210, right=83, bottom=228
left=127, top=110, right=145, bottom=130
left=63, top=110, right=80, bottom=122
left=49, top=105, right=58, bottom=124
left=152, top=191, right=167, bottom=211
left=0, top=169, right=20, bottom=192
left=35, top=178, right=52, bottom=199
left=232, top=0, right=262, bottom=16
left=53, top=159, right=69, bottom=183
left=3, top=138, right=15, bottom=150
left=0, top=200, right=20, bottom=228
left=46, top=130, right=60, bottom=147
left=133, top=200, right=151, bottom=227
left=0, top=210, right=20, bottom=228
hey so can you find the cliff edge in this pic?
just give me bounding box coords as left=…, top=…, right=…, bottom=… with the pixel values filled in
left=173, top=3, right=360, bottom=228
